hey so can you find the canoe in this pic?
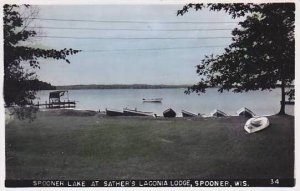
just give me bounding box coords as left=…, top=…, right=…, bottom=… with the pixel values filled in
left=142, top=98, right=163, bottom=103
left=182, top=110, right=198, bottom=117
left=244, top=116, right=270, bottom=133
left=105, top=108, right=124, bottom=116
left=123, top=108, right=154, bottom=116
left=163, top=108, right=176, bottom=118
left=237, top=107, right=255, bottom=118
left=210, top=109, right=228, bottom=117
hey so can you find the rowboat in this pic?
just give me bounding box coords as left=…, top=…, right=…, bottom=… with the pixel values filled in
left=182, top=110, right=198, bottom=117
left=163, top=108, right=176, bottom=118
left=210, top=109, right=228, bottom=117
left=142, top=98, right=163, bottom=103
left=237, top=107, right=255, bottom=118
left=105, top=108, right=124, bottom=116
left=123, top=108, right=154, bottom=116
left=244, top=116, right=270, bottom=133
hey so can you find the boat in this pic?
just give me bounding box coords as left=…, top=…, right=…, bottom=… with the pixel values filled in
left=163, top=108, right=176, bottom=118
left=105, top=108, right=124, bottom=116
left=237, top=107, right=255, bottom=118
left=244, top=116, right=270, bottom=133
left=210, top=109, right=228, bottom=117
left=142, top=98, right=163, bottom=103
left=182, top=110, right=198, bottom=117
left=123, top=108, right=154, bottom=116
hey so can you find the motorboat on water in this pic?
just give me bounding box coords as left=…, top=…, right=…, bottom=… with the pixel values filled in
left=142, top=98, right=163, bottom=103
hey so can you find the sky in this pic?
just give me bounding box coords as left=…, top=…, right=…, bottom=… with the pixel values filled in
left=23, top=4, right=242, bottom=86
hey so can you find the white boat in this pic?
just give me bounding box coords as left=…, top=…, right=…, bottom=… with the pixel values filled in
left=237, top=107, right=256, bottom=118
left=210, top=109, right=228, bottom=117
left=244, top=117, right=270, bottom=133
left=142, top=98, right=163, bottom=103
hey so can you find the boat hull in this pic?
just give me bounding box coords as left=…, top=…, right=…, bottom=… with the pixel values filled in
left=237, top=107, right=255, bottom=118
left=106, top=109, right=124, bottom=116
left=244, top=117, right=270, bottom=133
left=211, top=109, right=228, bottom=117
left=163, top=108, right=176, bottom=118
left=123, top=109, right=154, bottom=116
left=182, top=110, right=197, bottom=117
left=142, top=98, right=163, bottom=103
left=239, top=111, right=254, bottom=118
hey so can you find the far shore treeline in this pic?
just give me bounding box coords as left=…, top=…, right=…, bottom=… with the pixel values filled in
left=37, top=83, right=294, bottom=90
left=56, top=84, right=190, bottom=90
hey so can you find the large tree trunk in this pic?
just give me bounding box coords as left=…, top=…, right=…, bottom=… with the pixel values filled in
left=278, top=82, right=286, bottom=115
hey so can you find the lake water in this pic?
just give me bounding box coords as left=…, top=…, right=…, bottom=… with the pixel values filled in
left=35, top=88, right=294, bottom=117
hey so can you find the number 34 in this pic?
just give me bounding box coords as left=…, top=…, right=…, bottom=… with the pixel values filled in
left=271, top=179, right=280, bottom=184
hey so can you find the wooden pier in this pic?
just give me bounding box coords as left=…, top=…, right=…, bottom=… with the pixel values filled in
left=34, top=90, right=77, bottom=109
left=35, top=100, right=76, bottom=109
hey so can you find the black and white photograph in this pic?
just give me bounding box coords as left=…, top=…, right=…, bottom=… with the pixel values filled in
left=2, top=0, right=297, bottom=189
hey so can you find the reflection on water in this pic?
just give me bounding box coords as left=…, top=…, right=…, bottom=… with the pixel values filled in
left=35, top=88, right=294, bottom=117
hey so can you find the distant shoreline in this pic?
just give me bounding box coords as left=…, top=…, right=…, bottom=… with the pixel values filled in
left=52, top=84, right=293, bottom=90
left=55, top=84, right=190, bottom=90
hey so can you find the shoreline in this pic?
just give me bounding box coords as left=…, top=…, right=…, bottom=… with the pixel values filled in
left=30, top=108, right=295, bottom=118
left=32, top=88, right=294, bottom=117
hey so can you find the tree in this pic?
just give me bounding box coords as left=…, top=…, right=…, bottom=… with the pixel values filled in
left=178, top=3, right=295, bottom=115
left=4, top=4, right=80, bottom=119
left=25, top=79, right=56, bottom=90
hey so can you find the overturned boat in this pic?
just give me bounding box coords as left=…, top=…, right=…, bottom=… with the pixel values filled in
left=182, top=110, right=198, bottom=117
left=163, top=108, right=176, bottom=118
left=123, top=108, right=154, bottom=117
left=237, top=107, right=255, bottom=118
left=142, top=98, right=163, bottom=103
left=210, top=109, right=228, bottom=117
left=105, top=108, right=124, bottom=116
left=244, top=116, right=270, bottom=133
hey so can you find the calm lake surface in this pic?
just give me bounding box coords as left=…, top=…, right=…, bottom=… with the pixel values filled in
left=35, top=88, right=294, bottom=117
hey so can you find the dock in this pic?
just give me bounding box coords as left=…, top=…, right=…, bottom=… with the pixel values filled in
left=35, top=90, right=76, bottom=109
left=35, top=100, right=76, bottom=109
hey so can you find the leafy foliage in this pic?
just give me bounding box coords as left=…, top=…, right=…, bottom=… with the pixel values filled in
left=4, top=4, right=81, bottom=118
left=25, top=79, right=56, bottom=90
left=178, top=3, right=295, bottom=114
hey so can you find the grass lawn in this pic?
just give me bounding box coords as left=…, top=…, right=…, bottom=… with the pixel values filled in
left=5, top=110, right=294, bottom=180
